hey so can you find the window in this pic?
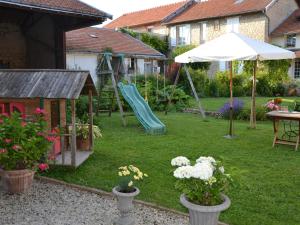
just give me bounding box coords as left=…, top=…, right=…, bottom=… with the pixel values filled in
left=286, top=34, right=296, bottom=48
left=294, top=60, right=300, bottom=79
left=226, top=17, right=239, bottom=33
left=178, top=25, right=191, bottom=46
left=214, top=20, right=220, bottom=31
left=129, top=58, right=135, bottom=69
left=170, top=26, right=177, bottom=47
left=147, top=26, right=153, bottom=33
left=200, top=22, right=207, bottom=44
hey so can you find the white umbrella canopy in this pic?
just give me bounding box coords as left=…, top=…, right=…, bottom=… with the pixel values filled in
left=175, top=32, right=295, bottom=63
left=175, top=32, right=295, bottom=134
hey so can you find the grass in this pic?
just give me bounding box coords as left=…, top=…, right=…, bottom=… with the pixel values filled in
left=46, top=113, right=300, bottom=225
left=192, top=97, right=298, bottom=112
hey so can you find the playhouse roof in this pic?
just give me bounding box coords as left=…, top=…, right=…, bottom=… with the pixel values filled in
left=0, top=70, right=97, bottom=99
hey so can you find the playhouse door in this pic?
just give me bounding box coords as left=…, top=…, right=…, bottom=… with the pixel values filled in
left=51, top=101, right=61, bottom=155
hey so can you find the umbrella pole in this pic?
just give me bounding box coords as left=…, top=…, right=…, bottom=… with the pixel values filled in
left=250, top=60, right=258, bottom=129
left=229, top=61, right=234, bottom=137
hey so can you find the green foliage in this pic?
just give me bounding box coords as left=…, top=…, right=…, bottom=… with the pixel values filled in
left=0, top=111, right=52, bottom=170
left=120, top=28, right=168, bottom=54
left=179, top=67, right=208, bottom=97
left=262, top=60, right=291, bottom=85
left=172, top=45, right=210, bottom=70
left=237, top=105, right=268, bottom=121
left=134, top=75, right=190, bottom=111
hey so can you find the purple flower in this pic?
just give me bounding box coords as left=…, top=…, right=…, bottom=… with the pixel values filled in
left=219, top=98, right=244, bottom=119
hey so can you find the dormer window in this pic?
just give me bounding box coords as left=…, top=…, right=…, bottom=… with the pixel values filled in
left=286, top=34, right=296, bottom=48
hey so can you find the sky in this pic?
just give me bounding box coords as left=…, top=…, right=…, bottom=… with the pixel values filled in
left=81, top=0, right=181, bottom=26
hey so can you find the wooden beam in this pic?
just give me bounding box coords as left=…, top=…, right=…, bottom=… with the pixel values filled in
left=184, top=64, right=206, bottom=119
left=250, top=60, right=258, bottom=129
left=88, top=89, right=93, bottom=150
left=59, top=100, right=66, bottom=165
left=71, top=99, right=77, bottom=167
left=229, top=61, right=234, bottom=136
left=106, top=54, right=126, bottom=126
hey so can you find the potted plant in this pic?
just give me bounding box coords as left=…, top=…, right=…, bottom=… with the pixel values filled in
left=171, top=156, right=233, bottom=225
left=70, top=124, right=102, bottom=150
left=0, top=109, right=54, bottom=194
left=112, top=165, right=148, bottom=225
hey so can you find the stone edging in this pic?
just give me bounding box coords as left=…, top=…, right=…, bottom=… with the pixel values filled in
left=183, top=108, right=221, bottom=118
left=36, top=176, right=228, bottom=225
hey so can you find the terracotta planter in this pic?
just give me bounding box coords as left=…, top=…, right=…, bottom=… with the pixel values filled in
left=112, top=186, right=140, bottom=225
left=1, top=169, right=35, bottom=194
left=180, top=194, right=231, bottom=225
left=76, top=137, right=90, bottom=150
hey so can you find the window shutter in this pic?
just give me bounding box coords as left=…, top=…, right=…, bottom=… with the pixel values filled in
left=185, top=24, right=191, bottom=45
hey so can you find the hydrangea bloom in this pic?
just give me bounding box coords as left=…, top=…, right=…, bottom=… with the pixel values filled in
left=174, top=166, right=194, bottom=179
left=171, top=156, right=190, bottom=167
left=192, top=162, right=214, bottom=180
left=196, top=156, right=216, bottom=165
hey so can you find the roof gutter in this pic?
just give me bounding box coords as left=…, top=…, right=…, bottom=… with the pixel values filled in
left=0, top=0, right=113, bottom=20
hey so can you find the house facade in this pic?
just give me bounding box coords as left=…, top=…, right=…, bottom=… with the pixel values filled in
left=164, top=0, right=299, bottom=76
left=66, top=27, right=165, bottom=84
left=271, top=9, right=300, bottom=79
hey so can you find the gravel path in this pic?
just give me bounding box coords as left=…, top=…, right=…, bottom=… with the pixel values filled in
left=0, top=180, right=188, bottom=225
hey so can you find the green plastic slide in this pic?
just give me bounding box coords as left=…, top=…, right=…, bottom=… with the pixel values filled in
left=118, top=83, right=166, bottom=135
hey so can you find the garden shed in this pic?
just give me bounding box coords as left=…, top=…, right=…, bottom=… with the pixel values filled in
left=0, top=69, right=97, bottom=167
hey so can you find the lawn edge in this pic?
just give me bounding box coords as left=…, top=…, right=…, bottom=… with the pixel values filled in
left=36, top=176, right=228, bottom=225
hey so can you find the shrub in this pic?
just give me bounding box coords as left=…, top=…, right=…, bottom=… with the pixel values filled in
left=0, top=110, right=54, bottom=171
left=218, top=99, right=244, bottom=119
left=256, top=76, right=273, bottom=96
left=237, top=106, right=267, bottom=121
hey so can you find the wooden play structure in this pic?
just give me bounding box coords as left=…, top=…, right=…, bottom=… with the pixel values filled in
left=0, top=70, right=97, bottom=167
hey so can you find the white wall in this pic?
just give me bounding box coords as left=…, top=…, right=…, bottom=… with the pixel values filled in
left=66, top=53, right=98, bottom=83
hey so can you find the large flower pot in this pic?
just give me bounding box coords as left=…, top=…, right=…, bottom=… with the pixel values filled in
left=76, top=137, right=90, bottom=150
left=112, top=186, right=140, bottom=225
left=180, top=194, right=231, bottom=225
left=1, top=169, right=35, bottom=194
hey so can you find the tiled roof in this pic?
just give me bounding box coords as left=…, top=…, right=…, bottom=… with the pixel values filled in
left=166, top=0, right=273, bottom=25
left=105, top=1, right=187, bottom=29
left=271, top=9, right=300, bottom=36
left=66, top=27, right=165, bottom=58
left=0, top=0, right=112, bottom=19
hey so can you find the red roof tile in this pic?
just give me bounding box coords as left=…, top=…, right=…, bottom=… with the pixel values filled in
left=271, top=9, right=300, bottom=36
left=0, top=0, right=112, bottom=19
left=66, top=27, right=165, bottom=58
left=166, top=0, right=272, bottom=25
left=105, top=1, right=187, bottom=29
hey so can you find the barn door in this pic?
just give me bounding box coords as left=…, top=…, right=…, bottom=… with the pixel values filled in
left=51, top=101, right=61, bottom=155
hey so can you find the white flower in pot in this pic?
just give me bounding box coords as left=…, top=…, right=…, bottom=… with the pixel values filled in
left=171, top=156, right=233, bottom=225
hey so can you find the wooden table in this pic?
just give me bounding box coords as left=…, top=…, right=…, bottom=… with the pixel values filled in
left=267, top=111, right=300, bottom=150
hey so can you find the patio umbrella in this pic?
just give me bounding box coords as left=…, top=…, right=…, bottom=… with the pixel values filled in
left=175, top=32, right=295, bottom=137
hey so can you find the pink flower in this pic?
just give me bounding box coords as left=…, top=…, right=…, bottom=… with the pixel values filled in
left=0, top=149, right=7, bottom=154
left=37, top=132, right=44, bottom=137
left=12, top=145, right=21, bottom=151
left=0, top=119, right=3, bottom=123
left=38, top=163, right=49, bottom=171
left=34, top=108, right=46, bottom=115
left=46, top=136, right=56, bottom=142
left=21, top=121, right=27, bottom=127
left=4, top=139, right=12, bottom=144
left=2, top=113, right=9, bottom=117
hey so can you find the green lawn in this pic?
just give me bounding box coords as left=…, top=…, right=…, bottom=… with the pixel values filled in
left=192, top=97, right=299, bottom=112
left=46, top=113, right=300, bottom=225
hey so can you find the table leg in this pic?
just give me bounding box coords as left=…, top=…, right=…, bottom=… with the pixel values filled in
left=295, top=121, right=300, bottom=151
left=273, top=119, right=279, bottom=148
